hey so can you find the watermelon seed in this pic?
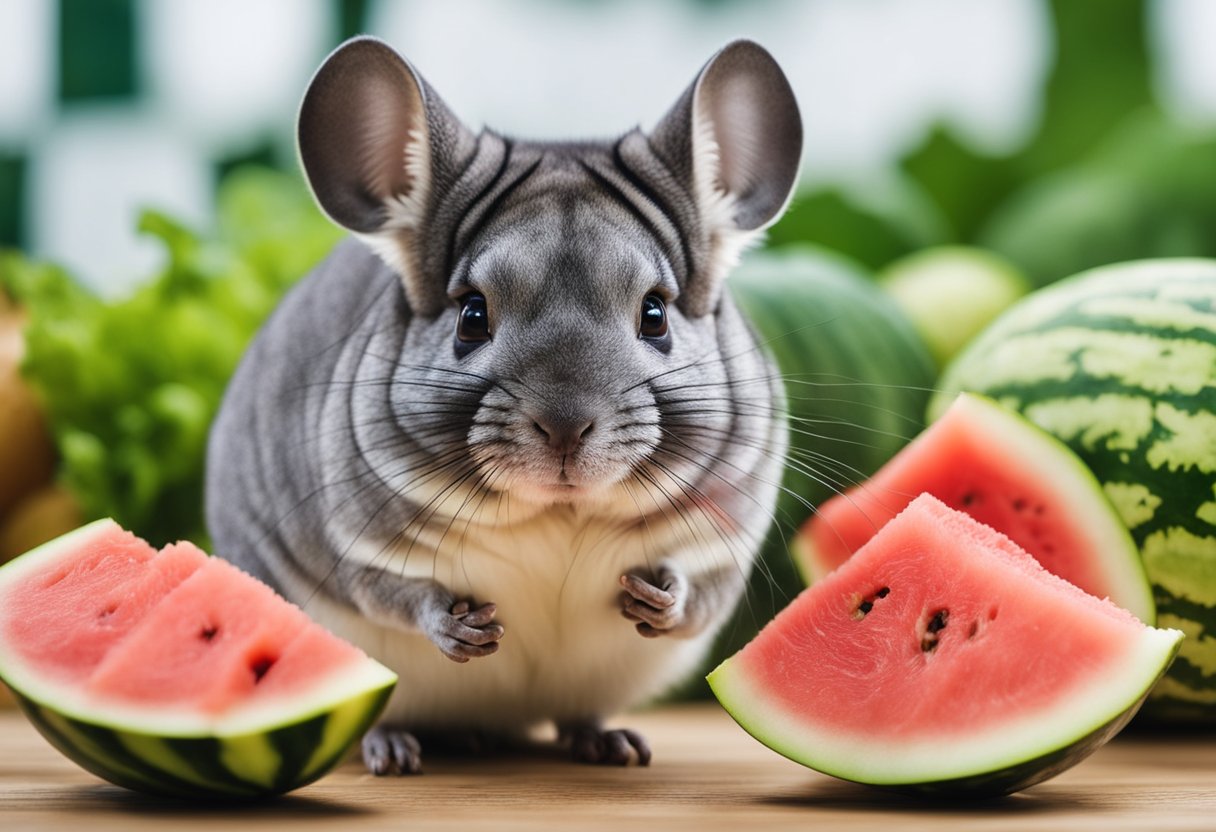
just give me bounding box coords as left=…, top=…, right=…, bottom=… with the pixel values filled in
left=97, top=605, right=117, bottom=620
left=1013, top=498, right=1027, bottom=512
left=960, top=492, right=978, bottom=507
left=250, top=655, right=277, bottom=683
left=988, top=607, right=999, bottom=621
left=921, top=609, right=949, bottom=653
left=967, top=620, right=979, bottom=639
left=853, top=587, right=891, bottom=619
left=199, top=626, right=218, bottom=642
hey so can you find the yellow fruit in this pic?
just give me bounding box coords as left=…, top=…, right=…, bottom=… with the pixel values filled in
left=0, top=484, right=82, bottom=564
left=0, top=298, right=57, bottom=517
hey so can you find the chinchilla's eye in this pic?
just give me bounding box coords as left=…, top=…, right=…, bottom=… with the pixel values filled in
left=457, top=293, right=491, bottom=343
left=640, top=294, right=668, bottom=339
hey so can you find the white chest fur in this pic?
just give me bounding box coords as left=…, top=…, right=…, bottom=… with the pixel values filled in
left=300, top=503, right=728, bottom=731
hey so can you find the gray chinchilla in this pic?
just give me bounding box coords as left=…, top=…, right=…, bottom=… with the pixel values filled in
left=205, top=35, right=801, bottom=774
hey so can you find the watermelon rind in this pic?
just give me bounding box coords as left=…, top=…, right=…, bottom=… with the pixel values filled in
left=798, top=392, right=1156, bottom=625
left=930, top=258, right=1216, bottom=720
left=0, top=520, right=397, bottom=798
left=708, top=624, right=1181, bottom=797
left=9, top=680, right=393, bottom=799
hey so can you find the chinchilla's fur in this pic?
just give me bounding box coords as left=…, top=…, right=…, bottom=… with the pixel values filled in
left=206, top=36, right=801, bottom=773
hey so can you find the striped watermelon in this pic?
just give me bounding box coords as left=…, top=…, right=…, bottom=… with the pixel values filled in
left=0, top=520, right=397, bottom=797
left=931, top=259, right=1216, bottom=721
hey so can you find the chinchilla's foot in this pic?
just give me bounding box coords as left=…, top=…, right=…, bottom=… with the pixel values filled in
left=559, top=720, right=652, bottom=767
left=619, top=564, right=689, bottom=637
left=362, top=724, right=423, bottom=776
left=426, top=599, right=504, bottom=662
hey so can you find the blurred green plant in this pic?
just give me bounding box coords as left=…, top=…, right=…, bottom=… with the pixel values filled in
left=0, top=168, right=341, bottom=547
left=767, top=0, right=1216, bottom=286
left=980, top=113, right=1216, bottom=285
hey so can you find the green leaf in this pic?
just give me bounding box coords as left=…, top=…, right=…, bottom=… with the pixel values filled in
left=899, top=0, right=1154, bottom=248
left=11, top=166, right=342, bottom=546
left=899, top=127, right=1022, bottom=242
left=766, top=179, right=949, bottom=271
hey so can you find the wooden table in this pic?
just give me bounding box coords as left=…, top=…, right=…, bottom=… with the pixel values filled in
left=2, top=703, right=1214, bottom=831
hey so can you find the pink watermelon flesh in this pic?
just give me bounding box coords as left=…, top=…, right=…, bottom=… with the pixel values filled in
left=0, top=520, right=369, bottom=716
left=800, top=394, right=1140, bottom=615
left=710, top=494, right=1181, bottom=792
left=2, top=526, right=207, bottom=684
left=764, top=495, right=1139, bottom=735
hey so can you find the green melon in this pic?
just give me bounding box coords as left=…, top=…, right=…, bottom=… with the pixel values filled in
left=0, top=520, right=396, bottom=798
left=879, top=246, right=1029, bottom=369
left=932, top=258, right=1216, bottom=721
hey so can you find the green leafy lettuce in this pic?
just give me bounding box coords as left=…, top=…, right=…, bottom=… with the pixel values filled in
left=0, top=168, right=341, bottom=547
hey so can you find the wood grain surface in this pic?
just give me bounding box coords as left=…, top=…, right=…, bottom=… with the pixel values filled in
left=1, top=703, right=1214, bottom=831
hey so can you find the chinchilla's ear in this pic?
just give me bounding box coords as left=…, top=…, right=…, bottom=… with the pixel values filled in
left=298, top=36, right=477, bottom=316
left=644, top=40, right=802, bottom=315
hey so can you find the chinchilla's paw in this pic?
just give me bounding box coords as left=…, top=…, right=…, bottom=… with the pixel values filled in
left=619, top=564, right=689, bottom=637
left=426, top=599, right=504, bottom=662
left=362, top=724, right=423, bottom=775
left=560, top=721, right=652, bottom=767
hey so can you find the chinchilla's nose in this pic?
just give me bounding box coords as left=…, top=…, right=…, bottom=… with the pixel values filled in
left=532, top=412, right=595, bottom=455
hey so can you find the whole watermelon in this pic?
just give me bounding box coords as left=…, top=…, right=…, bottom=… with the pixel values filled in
left=931, top=259, right=1216, bottom=722
left=690, top=246, right=935, bottom=686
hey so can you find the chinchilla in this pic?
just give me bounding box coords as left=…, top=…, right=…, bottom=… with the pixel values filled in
left=205, top=35, right=801, bottom=774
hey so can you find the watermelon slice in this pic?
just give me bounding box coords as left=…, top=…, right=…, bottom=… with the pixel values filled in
left=797, top=392, right=1155, bottom=623
left=710, top=495, right=1182, bottom=796
left=0, top=520, right=396, bottom=798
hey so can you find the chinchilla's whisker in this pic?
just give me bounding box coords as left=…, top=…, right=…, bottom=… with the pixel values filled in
left=656, top=419, right=858, bottom=509
left=300, top=453, right=481, bottom=607
left=647, top=433, right=801, bottom=558
left=630, top=462, right=772, bottom=625
left=661, top=407, right=914, bottom=449
left=648, top=370, right=934, bottom=434
left=654, top=387, right=921, bottom=426
left=661, top=421, right=869, bottom=496
left=619, top=311, right=836, bottom=397
left=257, top=437, right=478, bottom=563
left=779, top=375, right=942, bottom=396
left=622, top=467, right=773, bottom=637
left=657, top=442, right=847, bottom=540
left=286, top=403, right=480, bottom=450
left=630, top=462, right=734, bottom=581
left=411, top=465, right=493, bottom=585
left=642, top=450, right=819, bottom=634
left=610, top=479, right=662, bottom=593
left=625, top=468, right=694, bottom=574
left=436, top=461, right=504, bottom=594
left=389, top=379, right=492, bottom=397
left=397, top=364, right=542, bottom=403
left=651, top=432, right=805, bottom=525
left=399, top=362, right=501, bottom=387
left=641, top=456, right=782, bottom=607
left=352, top=457, right=484, bottom=584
